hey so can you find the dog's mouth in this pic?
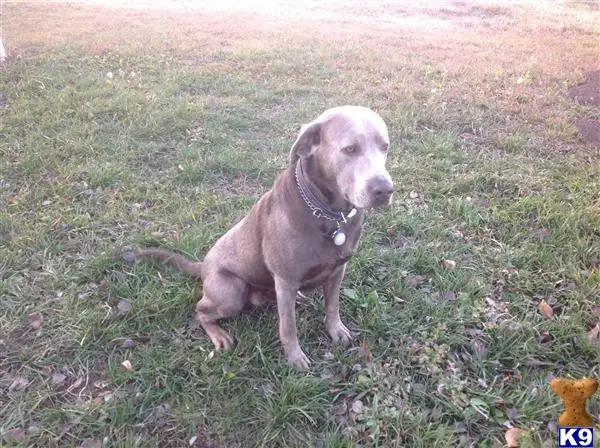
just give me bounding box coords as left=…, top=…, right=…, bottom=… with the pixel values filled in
left=370, top=193, right=394, bottom=208
left=345, top=190, right=393, bottom=210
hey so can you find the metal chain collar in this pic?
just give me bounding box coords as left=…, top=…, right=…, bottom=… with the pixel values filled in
left=294, top=161, right=356, bottom=225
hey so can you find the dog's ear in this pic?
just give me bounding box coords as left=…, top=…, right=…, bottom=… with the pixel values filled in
left=289, top=121, right=321, bottom=165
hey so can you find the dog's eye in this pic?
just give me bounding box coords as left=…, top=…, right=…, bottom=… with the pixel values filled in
left=342, top=145, right=356, bottom=154
left=382, top=144, right=389, bottom=153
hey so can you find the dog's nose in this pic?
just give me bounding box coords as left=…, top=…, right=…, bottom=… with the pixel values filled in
left=368, top=176, right=394, bottom=203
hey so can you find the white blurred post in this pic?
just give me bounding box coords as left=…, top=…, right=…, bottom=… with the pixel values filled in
left=0, top=37, right=6, bottom=62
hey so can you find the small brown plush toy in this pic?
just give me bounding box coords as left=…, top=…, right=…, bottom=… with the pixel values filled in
left=551, top=377, right=598, bottom=427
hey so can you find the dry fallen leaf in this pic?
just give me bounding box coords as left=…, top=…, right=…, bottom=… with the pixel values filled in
left=536, top=228, right=550, bottom=242
left=3, top=427, right=26, bottom=442
left=8, top=377, right=30, bottom=392
left=587, top=324, right=600, bottom=345
left=333, top=401, right=348, bottom=416
left=506, top=407, right=520, bottom=420
left=471, top=340, right=488, bottom=360
left=409, top=190, right=419, bottom=199
left=445, top=291, right=457, bottom=301
left=122, top=249, right=135, bottom=265
left=539, top=331, right=551, bottom=344
left=54, top=423, right=71, bottom=443
left=405, top=275, right=427, bottom=288
left=28, top=312, right=44, bottom=330
left=538, top=300, right=554, bottom=319
left=500, top=371, right=523, bottom=384
left=505, top=428, right=525, bottom=447
left=78, top=438, right=102, bottom=448
left=66, top=376, right=84, bottom=393
left=121, top=360, right=134, bottom=372
left=52, top=373, right=67, bottom=386
left=117, top=300, right=133, bottom=314
left=441, top=259, right=456, bottom=269
left=189, top=436, right=198, bottom=446
left=394, top=296, right=405, bottom=304
left=351, top=399, right=364, bottom=414
left=393, top=235, right=414, bottom=249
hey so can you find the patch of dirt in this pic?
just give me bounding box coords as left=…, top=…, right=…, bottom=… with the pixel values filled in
left=569, top=70, right=599, bottom=107
left=572, top=118, right=600, bottom=146
left=569, top=71, right=599, bottom=146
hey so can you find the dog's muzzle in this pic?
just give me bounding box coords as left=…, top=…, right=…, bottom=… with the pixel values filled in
left=366, top=175, right=394, bottom=206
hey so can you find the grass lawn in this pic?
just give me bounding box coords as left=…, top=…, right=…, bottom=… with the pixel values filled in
left=1, top=1, right=599, bottom=446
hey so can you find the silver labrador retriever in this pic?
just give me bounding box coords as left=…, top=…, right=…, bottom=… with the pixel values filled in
left=131, top=105, right=393, bottom=368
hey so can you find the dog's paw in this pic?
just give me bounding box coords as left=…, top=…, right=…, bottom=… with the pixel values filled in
left=328, top=321, right=353, bottom=345
left=207, top=327, right=236, bottom=352
left=286, top=348, right=311, bottom=369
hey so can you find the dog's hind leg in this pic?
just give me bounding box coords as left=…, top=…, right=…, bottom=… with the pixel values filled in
left=194, top=271, right=248, bottom=351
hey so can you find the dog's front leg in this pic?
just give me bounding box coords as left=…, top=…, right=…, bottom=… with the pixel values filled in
left=274, top=276, right=310, bottom=369
left=323, top=265, right=353, bottom=345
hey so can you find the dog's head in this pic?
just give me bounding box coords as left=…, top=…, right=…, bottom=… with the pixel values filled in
left=290, top=106, right=393, bottom=209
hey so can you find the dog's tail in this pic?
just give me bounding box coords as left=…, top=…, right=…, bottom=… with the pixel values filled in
left=126, top=247, right=204, bottom=278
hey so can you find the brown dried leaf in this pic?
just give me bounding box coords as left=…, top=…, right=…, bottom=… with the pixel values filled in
left=455, top=421, right=468, bottom=433
left=506, top=407, right=520, bottom=420
left=393, top=235, right=414, bottom=249
left=98, top=278, right=109, bottom=296
left=332, top=401, right=348, bottom=416
left=445, top=291, right=457, bottom=301
left=535, top=228, right=550, bottom=242
left=56, top=423, right=71, bottom=441
left=405, top=275, right=427, bottom=288
left=505, top=428, right=525, bottom=447
left=430, top=406, right=443, bottom=421
left=9, top=377, right=30, bottom=392
left=441, top=259, right=456, bottom=269
left=539, top=331, right=551, bottom=344
left=3, top=427, right=26, bottom=442
left=351, top=399, right=364, bottom=414
left=66, top=376, right=84, bottom=393
left=78, top=439, right=102, bottom=448
left=394, top=296, right=405, bottom=304
left=121, top=360, right=134, bottom=372
left=94, top=380, right=109, bottom=390
left=358, top=342, right=372, bottom=362
left=117, top=300, right=132, bottom=314
left=501, top=371, right=523, bottom=384
left=52, top=373, right=67, bottom=386
left=28, top=312, right=44, bottom=330
left=538, top=300, right=554, bottom=319
left=587, top=324, right=600, bottom=345
left=471, top=340, right=488, bottom=360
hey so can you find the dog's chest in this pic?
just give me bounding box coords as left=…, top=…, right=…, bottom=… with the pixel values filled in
left=299, top=238, right=358, bottom=289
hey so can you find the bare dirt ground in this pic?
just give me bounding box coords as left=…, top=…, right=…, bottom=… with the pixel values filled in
left=570, top=70, right=600, bottom=145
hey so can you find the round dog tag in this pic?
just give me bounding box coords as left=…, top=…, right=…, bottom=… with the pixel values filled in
left=332, top=229, right=346, bottom=246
